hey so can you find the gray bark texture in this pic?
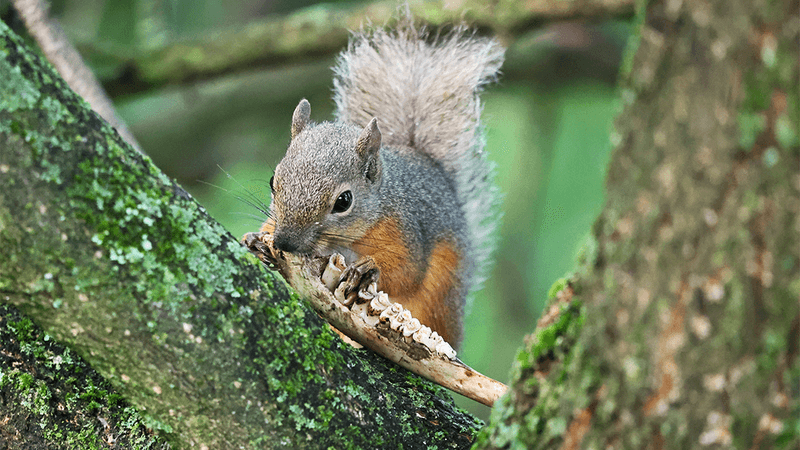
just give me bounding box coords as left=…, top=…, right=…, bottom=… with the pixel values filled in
left=475, top=0, right=800, bottom=448
left=0, top=19, right=482, bottom=449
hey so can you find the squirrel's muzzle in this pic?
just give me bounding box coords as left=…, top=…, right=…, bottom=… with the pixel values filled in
left=273, top=233, right=300, bottom=254
left=272, top=226, right=319, bottom=255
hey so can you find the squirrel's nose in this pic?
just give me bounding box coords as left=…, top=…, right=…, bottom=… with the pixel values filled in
left=273, top=233, right=299, bottom=253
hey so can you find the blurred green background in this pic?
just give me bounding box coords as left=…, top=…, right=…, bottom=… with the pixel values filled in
left=3, top=0, right=630, bottom=420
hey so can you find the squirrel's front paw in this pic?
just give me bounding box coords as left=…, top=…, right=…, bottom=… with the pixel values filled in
left=242, top=231, right=279, bottom=268
left=338, top=256, right=380, bottom=305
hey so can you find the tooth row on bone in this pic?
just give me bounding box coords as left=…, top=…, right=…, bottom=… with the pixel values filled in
left=321, top=254, right=457, bottom=360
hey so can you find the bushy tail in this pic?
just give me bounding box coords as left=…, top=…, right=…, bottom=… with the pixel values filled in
left=333, top=18, right=504, bottom=293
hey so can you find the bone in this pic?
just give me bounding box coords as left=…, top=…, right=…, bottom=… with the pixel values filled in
left=321, top=254, right=346, bottom=291
left=323, top=252, right=458, bottom=361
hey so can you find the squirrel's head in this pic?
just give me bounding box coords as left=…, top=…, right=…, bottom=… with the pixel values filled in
left=269, top=99, right=383, bottom=257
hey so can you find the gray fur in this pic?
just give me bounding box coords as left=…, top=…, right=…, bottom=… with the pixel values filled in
left=355, top=117, right=382, bottom=182
left=270, top=18, right=503, bottom=334
left=332, top=19, right=504, bottom=295
left=290, top=99, right=311, bottom=140
left=272, top=120, right=378, bottom=255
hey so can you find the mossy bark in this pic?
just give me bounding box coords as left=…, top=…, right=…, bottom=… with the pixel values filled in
left=476, top=0, right=799, bottom=448
left=0, top=20, right=482, bottom=449
left=0, top=304, right=169, bottom=448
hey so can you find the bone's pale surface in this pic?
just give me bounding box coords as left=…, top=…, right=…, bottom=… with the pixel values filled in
left=321, top=254, right=457, bottom=360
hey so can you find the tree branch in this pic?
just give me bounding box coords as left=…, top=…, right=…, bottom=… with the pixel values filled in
left=10, top=0, right=142, bottom=152
left=0, top=19, right=483, bottom=448
left=475, top=0, right=800, bottom=447
left=96, top=0, right=634, bottom=96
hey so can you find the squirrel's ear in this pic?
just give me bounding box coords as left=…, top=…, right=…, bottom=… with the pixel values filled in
left=291, top=99, right=311, bottom=139
left=355, top=118, right=382, bottom=182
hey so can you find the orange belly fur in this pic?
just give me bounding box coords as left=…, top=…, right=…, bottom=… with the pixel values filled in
left=352, top=217, right=463, bottom=345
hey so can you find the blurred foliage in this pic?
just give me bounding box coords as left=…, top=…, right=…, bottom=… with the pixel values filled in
left=17, top=0, right=630, bottom=420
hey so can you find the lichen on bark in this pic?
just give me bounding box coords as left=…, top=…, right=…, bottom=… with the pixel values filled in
left=0, top=19, right=482, bottom=449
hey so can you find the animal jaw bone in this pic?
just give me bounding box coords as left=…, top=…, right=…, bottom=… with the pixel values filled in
left=321, top=254, right=457, bottom=360
left=242, top=230, right=507, bottom=406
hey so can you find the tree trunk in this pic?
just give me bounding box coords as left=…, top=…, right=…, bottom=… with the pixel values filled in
left=0, top=20, right=481, bottom=449
left=475, top=0, right=799, bottom=448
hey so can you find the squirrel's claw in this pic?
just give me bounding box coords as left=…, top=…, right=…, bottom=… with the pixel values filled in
left=339, top=257, right=380, bottom=304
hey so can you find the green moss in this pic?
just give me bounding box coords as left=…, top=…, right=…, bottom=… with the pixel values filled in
left=618, top=0, right=647, bottom=83
left=0, top=304, right=165, bottom=448
left=775, top=363, right=800, bottom=447
left=737, top=111, right=767, bottom=149
left=546, top=278, right=569, bottom=299
left=475, top=278, right=585, bottom=449
left=1, top=18, right=484, bottom=448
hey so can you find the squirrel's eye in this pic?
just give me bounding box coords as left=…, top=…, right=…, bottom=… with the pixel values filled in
left=269, top=176, right=275, bottom=191
left=332, top=190, right=352, bottom=213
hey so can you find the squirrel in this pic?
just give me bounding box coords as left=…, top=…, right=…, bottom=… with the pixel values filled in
left=259, top=19, right=503, bottom=349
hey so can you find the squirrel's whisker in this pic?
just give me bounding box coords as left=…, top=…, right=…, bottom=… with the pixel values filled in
left=196, top=177, right=271, bottom=218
